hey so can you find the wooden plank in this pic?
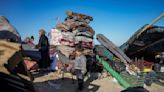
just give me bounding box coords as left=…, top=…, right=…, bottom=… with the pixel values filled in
left=128, top=13, right=164, bottom=44
left=96, top=34, right=131, bottom=63
left=8, top=51, right=23, bottom=71
left=136, top=13, right=164, bottom=38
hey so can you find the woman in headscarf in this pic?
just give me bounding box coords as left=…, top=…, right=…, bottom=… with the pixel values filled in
left=37, top=29, right=50, bottom=69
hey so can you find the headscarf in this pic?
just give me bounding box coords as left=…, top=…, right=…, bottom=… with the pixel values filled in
left=39, top=29, right=46, bottom=35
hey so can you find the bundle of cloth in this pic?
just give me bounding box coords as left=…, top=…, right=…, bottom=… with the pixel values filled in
left=0, top=16, right=21, bottom=43
left=49, top=11, right=95, bottom=58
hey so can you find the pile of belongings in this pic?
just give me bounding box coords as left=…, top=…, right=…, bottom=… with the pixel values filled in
left=22, top=42, right=41, bottom=62
left=22, top=43, right=40, bottom=71
left=49, top=11, right=95, bottom=58
left=0, top=16, right=21, bottom=43
left=96, top=34, right=145, bottom=88
left=0, top=16, right=40, bottom=71
left=21, top=37, right=41, bottom=71
left=0, top=16, right=35, bottom=82
left=24, top=57, right=39, bottom=71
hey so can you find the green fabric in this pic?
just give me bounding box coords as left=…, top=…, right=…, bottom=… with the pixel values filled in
left=96, top=55, right=130, bottom=88
left=120, top=71, right=145, bottom=87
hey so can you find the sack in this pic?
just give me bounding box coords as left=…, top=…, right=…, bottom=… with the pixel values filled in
left=50, top=55, right=57, bottom=71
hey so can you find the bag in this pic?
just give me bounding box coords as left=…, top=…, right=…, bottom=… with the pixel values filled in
left=50, top=55, right=57, bottom=71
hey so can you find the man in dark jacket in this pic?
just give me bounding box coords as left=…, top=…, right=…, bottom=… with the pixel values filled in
left=37, top=29, right=50, bottom=69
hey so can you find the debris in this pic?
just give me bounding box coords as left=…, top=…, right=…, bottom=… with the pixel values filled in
left=96, top=55, right=130, bottom=88
left=96, top=34, right=131, bottom=63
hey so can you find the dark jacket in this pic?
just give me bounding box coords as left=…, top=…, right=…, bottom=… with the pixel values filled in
left=38, top=35, right=50, bottom=68
left=38, top=35, right=49, bottom=51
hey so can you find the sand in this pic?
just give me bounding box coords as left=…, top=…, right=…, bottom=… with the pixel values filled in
left=33, top=71, right=164, bottom=92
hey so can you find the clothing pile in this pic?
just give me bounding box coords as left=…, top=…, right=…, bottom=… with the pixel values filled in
left=0, top=16, right=21, bottom=43
left=50, top=11, right=95, bottom=58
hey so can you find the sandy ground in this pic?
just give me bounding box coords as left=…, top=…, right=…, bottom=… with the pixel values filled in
left=33, top=71, right=164, bottom=92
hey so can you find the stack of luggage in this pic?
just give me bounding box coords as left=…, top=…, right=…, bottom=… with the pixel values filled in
left=50, top=11, right=95, bottom=58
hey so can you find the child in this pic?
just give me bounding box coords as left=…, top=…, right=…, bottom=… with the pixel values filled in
left=71, top=48, right=86, bottom=91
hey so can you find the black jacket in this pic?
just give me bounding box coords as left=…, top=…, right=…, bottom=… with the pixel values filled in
left=38, top=35, right=49, bottom=52
left=37, top=35, right=50, bottom=68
